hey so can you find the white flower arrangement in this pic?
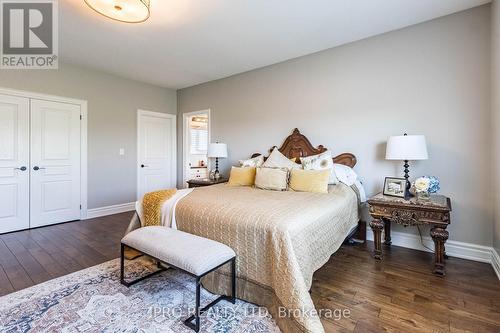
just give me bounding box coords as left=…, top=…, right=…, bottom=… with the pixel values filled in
left=413, top=176, right=440, bottom=194
left=414, top=177, right=430, bottom=193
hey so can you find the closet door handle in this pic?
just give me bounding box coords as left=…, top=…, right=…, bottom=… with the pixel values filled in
left=33, top=166, right=46, bottom=171
left=14, top=166, right=27, bottom=171
left=141, top=164, right=149, bottom=168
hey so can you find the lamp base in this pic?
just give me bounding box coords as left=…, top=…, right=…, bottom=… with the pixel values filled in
left=403, top=160, right=411, bottom=200
left=214, top=157, right=220, bottom=180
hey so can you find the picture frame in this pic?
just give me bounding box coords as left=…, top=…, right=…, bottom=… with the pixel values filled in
left=383, top=177, right=408, bottom=198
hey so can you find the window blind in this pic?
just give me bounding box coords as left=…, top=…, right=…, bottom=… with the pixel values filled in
left=190, top=129, right=208, bottom=154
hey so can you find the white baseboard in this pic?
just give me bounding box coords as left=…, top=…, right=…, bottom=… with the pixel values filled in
left=367, top=229, right=499, bottom=278
left=86, top=202, right=135, bottom=219
left=492, top=248, right=500, bottom=280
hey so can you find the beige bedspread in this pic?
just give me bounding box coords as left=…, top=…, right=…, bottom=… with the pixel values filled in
left=175, top=183, right=359, bottom=333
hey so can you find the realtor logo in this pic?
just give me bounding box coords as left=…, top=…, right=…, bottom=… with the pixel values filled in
left=1, top=0, right=58, bottom=69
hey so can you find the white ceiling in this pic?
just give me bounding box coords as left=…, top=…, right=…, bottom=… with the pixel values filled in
left=61, top=0, right=490, bottom=89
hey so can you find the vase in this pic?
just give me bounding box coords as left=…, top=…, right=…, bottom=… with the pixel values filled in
left=416, top=191, right=430, bottom=201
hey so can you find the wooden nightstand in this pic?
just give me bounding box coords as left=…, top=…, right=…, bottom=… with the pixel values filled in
left=368, top=193, right=452, bottom=276
left=186, top=178, right=228, bottom=188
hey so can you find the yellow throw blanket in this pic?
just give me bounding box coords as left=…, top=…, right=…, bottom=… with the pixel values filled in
left=124, top=188, right=177, bottom=260
left=142, top=189, right=177, bottom=227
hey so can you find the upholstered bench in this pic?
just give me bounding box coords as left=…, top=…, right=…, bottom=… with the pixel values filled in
left=120, top=226, right=236, bottom=332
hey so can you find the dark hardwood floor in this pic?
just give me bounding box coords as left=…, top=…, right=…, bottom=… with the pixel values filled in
left=0, top=212, right=131, bottom=296
left=313, top=243, right=500, bottom=332
left=0, top=213, right=499, bottom=332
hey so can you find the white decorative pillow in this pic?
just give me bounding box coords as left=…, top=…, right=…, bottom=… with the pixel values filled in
left=333, top=163, right=358, bottom=186
left=239, top=155, right=264, bottom=168
left=262, top=147, right=301, bottom=170
left=300, top=151, right=337, bottom=184
left=254, top=167, right=289, bottom=191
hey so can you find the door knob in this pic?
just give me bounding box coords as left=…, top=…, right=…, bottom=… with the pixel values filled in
left=141, top=164, right=149, bottom=168
left=14, top=166, right=27, bottom=171
left=33, top=166, right=46, bottom=171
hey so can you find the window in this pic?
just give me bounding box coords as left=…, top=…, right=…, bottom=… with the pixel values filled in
left=190, top=128, right=208, bottom=154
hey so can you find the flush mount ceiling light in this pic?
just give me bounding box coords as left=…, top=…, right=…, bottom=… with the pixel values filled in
left=84, top=0, right=150, bottom=23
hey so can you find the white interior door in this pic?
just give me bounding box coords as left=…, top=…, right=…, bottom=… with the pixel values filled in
left=137, top=110, right=176, bottom=199
left=30, top=99, right=81, bottom=228
left=0, top=94, right=30, bottom=233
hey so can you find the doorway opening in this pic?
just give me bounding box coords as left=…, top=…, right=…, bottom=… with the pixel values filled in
left=183, top=110, right=210, bottom=187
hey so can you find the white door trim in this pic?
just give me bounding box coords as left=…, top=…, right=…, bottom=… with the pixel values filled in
left=137, top=110, right=177, bottom=199
left=182, top=109, right=211, bottom=187
left=0, top=86, right=88, bottom=219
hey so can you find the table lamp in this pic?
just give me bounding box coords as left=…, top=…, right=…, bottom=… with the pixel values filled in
left=208, top=142, right=228, bottom=180
left=385, top=133, right=428, bottom=199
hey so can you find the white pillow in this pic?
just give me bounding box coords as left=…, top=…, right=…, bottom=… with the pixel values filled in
left=333, top=163, right=358, bottom=186
left=254, top=167, right=289, bottom=191
left=239, top=155, right=264, bottom=167
left=262, top=147, right=301, bottom=170
left=300, top=151, right=337, bottom=184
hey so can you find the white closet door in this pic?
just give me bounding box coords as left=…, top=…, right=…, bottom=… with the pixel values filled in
left=30, top=99, right=81, bottom=228
left=0, top=94, right=30, bottom=233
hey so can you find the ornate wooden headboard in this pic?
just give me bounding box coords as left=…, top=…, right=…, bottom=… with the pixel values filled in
left=251, top=128, right=357, bottom=167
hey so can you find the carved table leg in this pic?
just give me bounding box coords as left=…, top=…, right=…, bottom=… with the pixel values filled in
left=383, top=218, right=392, bottom=245
left=370, top=219, right=384, bottom=260
left=430, top=226, right=449, bottom=276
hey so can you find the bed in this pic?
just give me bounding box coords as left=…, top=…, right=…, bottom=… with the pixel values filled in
left=126, top=128, right=366, bottom=333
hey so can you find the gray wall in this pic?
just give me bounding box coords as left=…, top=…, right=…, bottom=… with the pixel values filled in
left=493, top=0, right=500, bottom=254
left=178, top=6, right=492, bottom=246
left=0, top=62, right=177, bottom=209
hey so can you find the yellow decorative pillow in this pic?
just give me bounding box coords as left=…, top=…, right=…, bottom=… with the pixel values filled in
left=289, top=169, right=330, bottom=193
left=228, top=166, right=256, bottom=186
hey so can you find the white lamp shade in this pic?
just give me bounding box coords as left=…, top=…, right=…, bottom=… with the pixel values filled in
left=208, top=143, right=228, bottom=158
left=386, top=135, right=428, bottom=160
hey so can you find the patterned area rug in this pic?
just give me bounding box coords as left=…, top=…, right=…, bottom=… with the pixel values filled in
left=0, top=258, right=280, bottom=333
